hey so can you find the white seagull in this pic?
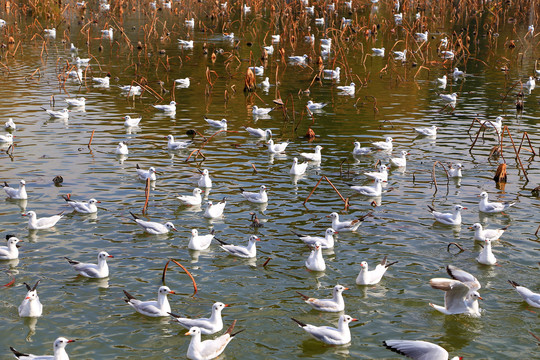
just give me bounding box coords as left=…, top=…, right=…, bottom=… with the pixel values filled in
left=252, top=105, right=273, bottom=115
left=65, top=251, right=113, bottom=278
left=5, top=118, right=16, bottom=130
left=136, top=164, right=157, bottom=181
left=364, top=164, right=388, bottom=181
left=356, top=256, right=398, bottom=285
left=372, top=47, right=385, bottom=56
left=267, top=139, right=289, bottom=153
left=198, top=169, right=212, bottom=188
left=440, top=93, right=458, bottom=102
left=293, top=228, right=338, bottom=249
left=348, top=178, right=384, bottom=197
left=0, top=235, right=21, bottom=260
left=184, top=321, right=242, bottom=360
left=336, top=82, right=355, bottom=95
left=414, top=125, right=438, bottom=137
left=478, top=191, right=515, bottom=213
left=469, top=223, right=507, bottom=242
left=177, top=40, right=194, bottom=49
left=448, top=163, right=463, bottom=177
left=46, top=108, right=70, bottom=119
left=476, top=239, right=497, bottom=266
left=175, top=77, right=191, bottom=87
left=437, top=75, right=447, bottom=87
left=508, top=280, right=540, bottom=308
left=429, top=265, right=483, bottom=317
left=305, top=242, right=326, bottom=271
left=0, top=133, right=13, bottom=143
left=101, top=27, right=114, bottom=39
left=169, top=302, right=228, bottom=334
left=479, top=116, right=503, bottom=134
left=290, top=157, right=308, bottom=176
left=167, top=135, right=191, bottom=150
left=327, top=212, right=370, bottom=232
left=240, top=185, right=268, bottom=203
left=153, top=101, right=177, bottom=113
left=390, top=150, right=409, bottom=167
left=177, top=188, right=203, bottom=206
left=352, top=141, right=372, bottom=155
left=10, top=337, right=75, bottom=360
left=452, top=67, right=464, bottom=77
left=23, top=211, right=63, bottom=230
left=296, top=284, right=348, bottom=312
left=371, top=136, right=393, bottom=151
left=3, top=179, right=27, bottom=199
left=65, top=97, right=86, bottom=107
left=203, top=199, right=226, bottom=219
left=123, top=115, right=142, bottom=127
left=216, top=235, right=259, bottom=258
left=291, top=314, right=357, bottom=345
left=204, top=117, right=227, bottom=129
left=115, top=141, right=128, bottom=155
left=300, top=145, right=323, bottom=161
left=123, top=286, right=175, bottom=317
left=245, top=127, right=272, bottom=138
left=187, top=229, right=214, bottom=250
left=323, top=67, right=340, bottom=79
left=383, top=339, right=462, bottom=360
left=18, top=280, right=43, bottom=317
left=427, top=204, right=466, bottom=226
left=92, top=73, right=111, bottom=86
left=306, top=101, right=328, bottom=111
left=61, top=195, right=100, bottom=214
left=393, top=49, right=407, bottom=61
left=130, top=212, right=177, bottom=234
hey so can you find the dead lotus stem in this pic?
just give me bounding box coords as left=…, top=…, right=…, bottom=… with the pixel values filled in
left=88, top=130, right=95, bottom=148
left=143, top=178, right=150, bottom=214
left=303, top=176, right=349, bottom=208
left=517, top=132, right=536, bottom=156
left=447, top=242, right=465, bottom=253
left=500, top=126, right=529, bottom=181
left=431, top=161, right=450, bottom=194
left=162, top=259, right=198, bottom=297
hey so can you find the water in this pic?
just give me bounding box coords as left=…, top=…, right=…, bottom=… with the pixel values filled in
left=1, top=1, right=539, bottom=359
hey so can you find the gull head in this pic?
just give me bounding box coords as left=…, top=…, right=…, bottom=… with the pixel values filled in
left=165, top=222, right=177, bottom=231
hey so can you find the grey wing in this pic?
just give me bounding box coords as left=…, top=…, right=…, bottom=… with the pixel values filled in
left=73, top=263, right=99, bottom=277
left=222, top=245, right=250, bottom=257
left=383, top=340, right=448, bottom=360
left=305, top=325, right=340, bottom=343
left=447, top=265, right=481, bottom=290
left=430, top=278, right=470, bottom=312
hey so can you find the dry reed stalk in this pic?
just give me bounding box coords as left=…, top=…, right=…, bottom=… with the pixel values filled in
left=162, top=259, right=198, bottom=297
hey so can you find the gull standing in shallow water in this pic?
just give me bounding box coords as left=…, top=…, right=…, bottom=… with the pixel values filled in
left=123, top=286, right=175, bottom=317
left=427, top=204, right=466, bottom=226
left=18, top=280, right=42, bottom=317
left=295, top=284, right=348, bottom=312
left=10, top=337, right=75, bottom=360
left=23, top=211, right=64, bottom=230
left=383, top=339, right=462, bottom=360
left=169, top=302, right=228, bottom=334
left=429, top=265, right=483, bottom=317
left=356, top=256, right=398, bottom=285
left=65, top=251, right=113, bottom=278
left=293, top=228, right=337, bottom=249
left=478, top=191, right=515, bottom=213
left=290, top=315, right=357, bottom=345
left=0, top=235, right=21, bottom=260
left=3, top=180, right=27, bottom=199
left=130, top=212, right=177, bottom=234
left=469, top=223, right=507, bottom=241
left=216, top=235, right=259, bottom=258
left=508, top=280, right=540, bottom=308
left=184, top=321, right=242, bottom=360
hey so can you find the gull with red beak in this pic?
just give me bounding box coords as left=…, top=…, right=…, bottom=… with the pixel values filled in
left=185, top=321, right=243, bottom=360
left=65, top=251, right=113, bottom=278
left=347, top=178, right=384, bottom=197
left=130, top=211, right=177, bottom=234
left=10, top=337, right=75, bottom=360
left=356, top=256, right=398, bottom=285
left=136, top=164, right=157, bottom=181
left=305, top=242, right=325, bottom=271
left=291, top=314, right=357, bottom=345
left=427, top=204, right=466, bottom=226
left=18, top=280, right=42, bottom=317
left=390, top=150, right=409, bottom=167
left=22, top=211, right=64, bottom=230
left=300, top=145, right=323, bottom=162
left=216, top=235, right=259, bottom=258
left=169, top=302, right=228, bottom=334
left=0, top=235, right=21, bottom=260
left=292, top=228, right=337, bottom=249
left=327, top=212, right=370, bottom=232
left=123, top=286, right=176, bottom=317
left=61, top=194, right=101, bottom=214
left=296, top=284, right=348, bottom=312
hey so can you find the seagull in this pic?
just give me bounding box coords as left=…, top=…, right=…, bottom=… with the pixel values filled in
left=371, top=136, right=393, bottom=151
left=23, top=211, right=63, bottom=230
left=440, top=50, right=454, bottom=60
left=323, top=67, right=340, bottom=79
left=204, top=117, right=227, bottom=129
left=440, top=37, right=449, bottom=48
left=130, top=212, right=176, bottom=234
left=10, top=337, right=75, bottom=360
left=65, top=251, right=113, bottom=278
left=75, top=57, right=90, bottom=66
left=414, top=125, right=438, bottom=137
left=167, top=135, right=191, bottom=150
left=177, top=188, right=203, bottom=206
left=46, top=108, right=70, bottom=119
left=136, top=164, right=157, bottom=181
left=371, top=47, right=386, bottom=57
left=0, top=235, right=20, bottom=260
left=263, top=45, right=274, bottom=55
left=223, top=32, right=235, bottom=40
left=448, top=163, right=463, bottom=177
left=198, top=169, right=212, bottom=188
left=187, top=229, right=214, bottom=251
left=305, top=243, right=326, bottom=271
left=169, top=302, right=228, bottom=334
left=478, top=191, right=515, bottom=213
left=327, top=212, right=369, bottom=232
left=123, top=115, right=142, bottom=127
left=61, top=195, right=100, bottom=214
left=175, top=77, right=191, bottom=87
left=437, top=75, right=447, bottom=87
left=185, top=18, right=195, bottom=27
left=260, top=77, right=270, bottom=88
left=240, top=185, right=268, bottom=203
left=18, top=280, right=42, bottom=317
left=0, top=133, right=14, bottom=143
left=306, top=101, right=328, bottom=111
left=216, top=235, right=259, bottom=258
left=5, top=118, right=16, bottom=130
left=440, top=93, right=458, bottom=102
left=291, top=315, right=357, bottom=345
left=92, top=73, right=111, bottom=86
left=296, top=284, right=348, bottom=312
left=336, top=82, right=355, bottom=95
left=252, top=105, right=273, bottom=115
left=390, top=150, right=409, bottom=167
left=65, top=97, right=86, bottom=107
left=245, top=127, right=272, bottom=138
left=476, top=239, right=497, bottom=265
left=452, top=67, right=464, bottom=77
left=525, top=76, right=536, bottom=88
left=101, top=27, right=114, bottom=39
left=3, top=179, right=27, bottom=199
left=267, top=139, right=289, bottom=153
left=394, top=13, right=403, bottom=23
left=348, top=178, right=384, bottom=197
left=364, top=164, right=388, bottom=181
left=123, top=286, right=175, bottom=317
left=203, top=198, right=226, bottom=219
left=427, top=204, right=466, bottom=225
left=479, top=116, right=503, bottom=134
left=508, top=280, right=540, bottom=308
left=249, top=66, right=264, bottom=76
left=177, top=40, right=194, bottom=49
left=300, top=145, right=323, bottom=162
left=383, top=339, right=462, bottom=360
left=271, top=34, right=280, bottom=43
left=356, top=256, right=398, bottom=285
left=288, top=54, right=308, bottom=65
left=352, top=141, right=372, bottom=155
left=153, top=101, right=176, bottom=113
left=293, top=228, right=338, bottom=249
left=393, top=49, right=407, bottom=61
left=119, top=85, right=142, bottom=96
left=429, top=264, right=483, bottom=317
left=44, top=27, right=56, bottom=38
left=290, top=157, right=308, bottom=176
left=184, top=321, right=242, bottom=360
left=115, top=141, right=128, bottom=155
left=469, top=223, right=507, bottom=242
left=0, top=19, right=6, bottom=27
left=415, top=31, right=428, bottom=42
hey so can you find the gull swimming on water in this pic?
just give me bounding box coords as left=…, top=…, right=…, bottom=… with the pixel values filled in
left=371, top=136, right=393, bottom=151
left=290, top=157, right=308, bottom=176
left=216, top=235, right=259, bottom=258
left=184, top=321, right=242, bottom=360
left=348, top=178, right=384, bottom=197
left=293, top=228, right=338, bottom=249
left=327, top=212, right=370, bottom=232
left=169, top=302, right=228, bottom=334
left=290, top=314, right=357, bottom=345
left=300, top=145, right=323, bottom=161
left=356, top=256, right=398, bottom=285
left=305, top=242, right=325, bottom=271
left=383, top=339, right=462, bottom=360
left=23, top=211, right=64, bottom=230
left=0, top=235, right=21, bottom=260
left=167, top=135, right=191, bottom=150
left=136, top=164, right=157, bottom=181
left=65, top=251, right=113, bottom=278
left=478, top=191, right=515, bottom=213
left=240, top=185, right=268, bottom=203
left=187, top=229, right=214, bottom=250
left=3, top=179, right=27, bottom=199
left=177, top=188, right=203, bottom=206
left=476, top=239, right=497, bottom=265
left=18, top=280, right=42, bottom=317
left=61, top=195, right=100, bottom=214
left=130, top=212, right=177, bottom=234
left=469, top=223, right=507, bottom=242
left=508, top=280, right=540, bottom=308
left=115, top=141, right=128, bottom=155
left=10, top=337, right=75, bottom=360
left=203, top=199, right=226, bottom=219
left=123, top=115, right=142, bottom=127
left=352, top=141, right=372, bottom=155
left=123, top=286, right=175, bottom=317
left=153, top=101, right=176, bottom=113
left=427, top=204, right=466, bottom=226
left=295, top=284, right=348, bottom=312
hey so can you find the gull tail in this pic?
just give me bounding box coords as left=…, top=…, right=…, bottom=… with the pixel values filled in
left=65, top=257, right=79, bottom=265
left=3, top=181, right=9, bottom=187
left=291, top=231, right=304, bottom=238
left=295, top=291, right=310, bottom=301
left=61, top=194, right=72, bottom=202
left=123, top=289, right=136, bottom=302
left=291, top=317, right=307, bottom=328
left=427, top=205, right=436, bottom=213
left=225, top=319, right=237, bottom=335
left=10, top=347, right=30, bottom=358
left=214, top=237, right=229, bottom=246
left=129, top=211, right=139, bottom=220
left=168, top=312, right=182, bottom=319
left=508, top=280, right=521, bottom=288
